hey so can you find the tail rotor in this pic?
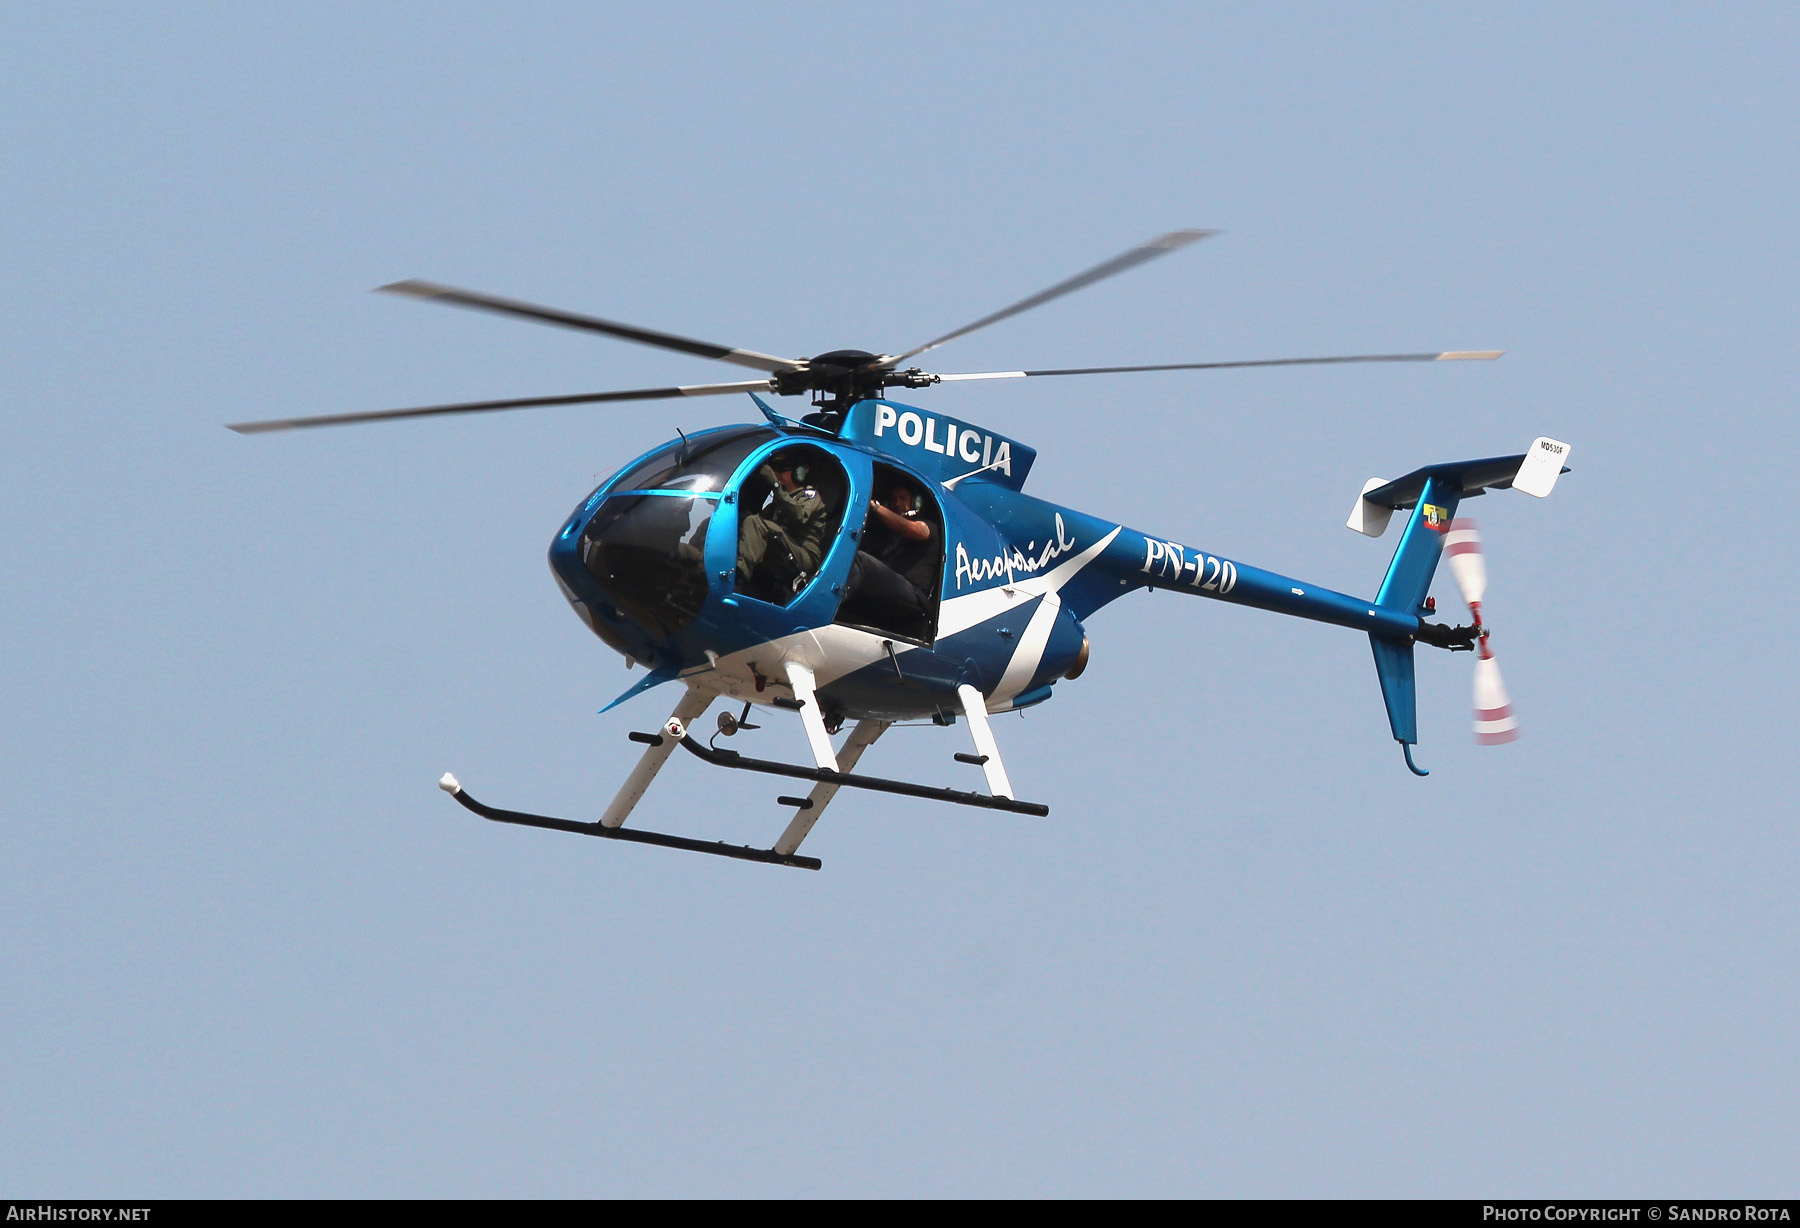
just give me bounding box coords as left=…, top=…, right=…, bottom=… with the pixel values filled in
left=1444, top=519, right=1519, bottom=745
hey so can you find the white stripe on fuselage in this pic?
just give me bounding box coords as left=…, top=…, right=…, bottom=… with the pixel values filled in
left=981, top=527, right=1118, bottom=707
left=936, top=525, right=1121, bottom=639
left=992, top=591, right=1062, bottom=706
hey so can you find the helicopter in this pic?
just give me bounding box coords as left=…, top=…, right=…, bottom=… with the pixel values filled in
left=231, top=230, right=1571, bottom=871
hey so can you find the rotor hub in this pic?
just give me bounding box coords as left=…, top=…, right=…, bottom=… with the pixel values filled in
left=772, top=350, right=885, bottom=403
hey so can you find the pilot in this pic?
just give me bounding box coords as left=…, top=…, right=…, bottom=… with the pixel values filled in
left=845, top=480, right=936, bottom=617
left=737, top=451, right=830, bottom=597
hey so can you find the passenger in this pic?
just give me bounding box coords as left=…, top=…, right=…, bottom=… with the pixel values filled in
left=737, top=451, right=830, bottom=598
left=845, top=480, right=936, bottom=617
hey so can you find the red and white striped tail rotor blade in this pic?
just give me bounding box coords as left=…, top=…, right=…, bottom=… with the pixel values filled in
left=1472, top=653, right=1519, bottom=745
left=1445, top=518, right=1487, bottom=611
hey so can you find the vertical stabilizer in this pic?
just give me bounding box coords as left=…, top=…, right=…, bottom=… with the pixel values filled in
left=1369, top=635, right=1419, bottom=748
left=1375, top=475, right=1463, bottom=618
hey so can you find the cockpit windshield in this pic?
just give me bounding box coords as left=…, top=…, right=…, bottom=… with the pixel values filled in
left=604, top=426, right=777, bottom=496
left=577, top=425, right=780, bottom=641
left=579, top=494, right=714, bottom=640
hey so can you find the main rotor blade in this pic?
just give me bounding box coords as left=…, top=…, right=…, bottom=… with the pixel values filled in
left=888, top=229, right=1218, bottom=366
left=932, top=350, right=1504, bottom=382
left=379, top=280, right=806, bottom=375
left=226, top=379, right=776, bottom=434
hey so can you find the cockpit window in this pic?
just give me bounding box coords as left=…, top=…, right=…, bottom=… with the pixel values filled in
left=575, top=427, right=779, bottom=642
left=579, top=494, right=714, bottom=640
left=606, top=426, right=777, bottom=495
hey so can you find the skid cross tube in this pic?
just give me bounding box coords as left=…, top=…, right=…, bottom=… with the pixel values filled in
left=444, top=782, right=822, bottom=870
left=671, top=735, right=1051, bottom=816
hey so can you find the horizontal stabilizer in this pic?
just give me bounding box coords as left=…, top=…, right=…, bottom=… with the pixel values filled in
left=1347, top=438, right=1572, bottom=537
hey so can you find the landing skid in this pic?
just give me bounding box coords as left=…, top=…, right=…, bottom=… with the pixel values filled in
left=439, top=773, right=823, bottom=870
left=438, top=683, right=1047, bottom=872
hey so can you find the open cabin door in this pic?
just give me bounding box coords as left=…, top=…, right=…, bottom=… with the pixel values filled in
left=833, top=461, right=945, bottom=644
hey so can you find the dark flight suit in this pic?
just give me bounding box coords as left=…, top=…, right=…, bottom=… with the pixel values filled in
left=846, top=508, right=935, bottom=616
left=737, top=465, right=829, bottom=593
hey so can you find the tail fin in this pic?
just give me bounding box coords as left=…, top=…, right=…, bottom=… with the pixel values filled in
left=1367, top=473, right=1466, bottom=771
left=1350, top=439, right=1572, bottom=772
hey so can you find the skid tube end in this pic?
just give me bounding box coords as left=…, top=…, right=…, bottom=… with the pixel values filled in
left=1401, top=742, right=1429, bottom=777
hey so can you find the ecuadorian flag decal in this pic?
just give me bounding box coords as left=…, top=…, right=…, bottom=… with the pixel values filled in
left=1421, top=502, right=1451, bottom=532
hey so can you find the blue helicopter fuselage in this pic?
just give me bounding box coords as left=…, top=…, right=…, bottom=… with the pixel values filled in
left=547, top=399, right=1421, bottom=726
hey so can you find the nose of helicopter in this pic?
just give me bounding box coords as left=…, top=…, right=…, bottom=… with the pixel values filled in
left=550, top=486, right=712, bottom=644
left=547, top=423, right=780, bottom=662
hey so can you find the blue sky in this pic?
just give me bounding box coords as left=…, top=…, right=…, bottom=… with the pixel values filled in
left=3, top=2, right=1795, bottom=1196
